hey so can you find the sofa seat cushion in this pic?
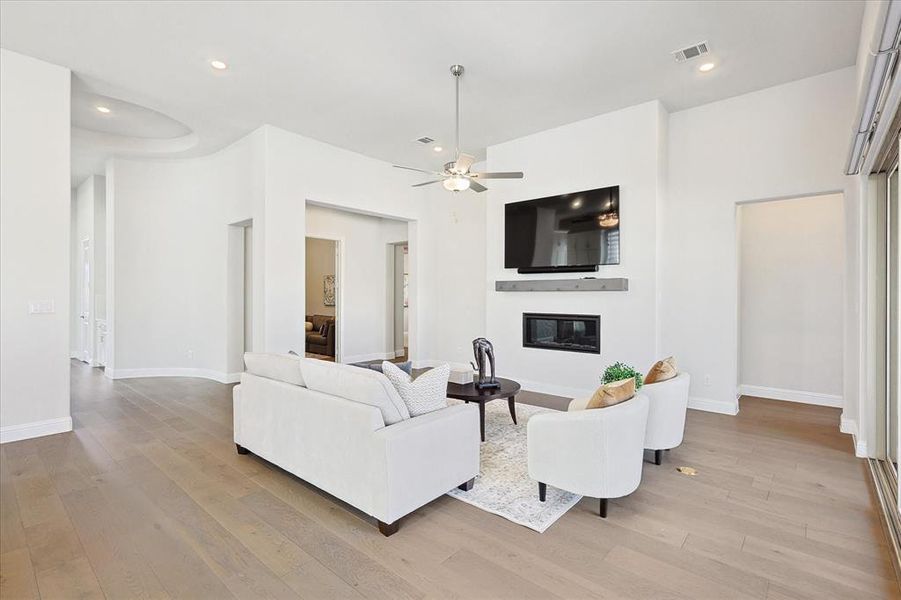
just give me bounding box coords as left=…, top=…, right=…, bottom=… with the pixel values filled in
left=299, top=359, right=410, bottom=425
left=645, top=356, right=678, bottom=385
left=306, top=333, right=328, bottom=345
left=382, top=362, right=449, bottom=417
left=244, top=353, right=305, bottom=387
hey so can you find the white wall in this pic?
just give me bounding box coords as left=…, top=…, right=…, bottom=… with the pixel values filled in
left=106, top=129, right=265, bottom=382
left=105, top=124, right=487, bottom=378
left=485, top=101, right=666, bottom=398
left=305, top=237, right=336, bottom=317
left=738, top=194, right=845, bottom=404
left=0, top=49, right=72, bottom=442
left=305, top=204, right=407, bottom=362
left=661, top=68, right=856, bottom=415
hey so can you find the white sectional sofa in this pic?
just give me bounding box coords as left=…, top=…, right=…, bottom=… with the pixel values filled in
left=233, top=353, right=480, bottom=536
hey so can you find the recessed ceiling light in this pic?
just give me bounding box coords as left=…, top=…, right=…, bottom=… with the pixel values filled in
left=433, top=146, right=443, bottom=152
left=95, top=106, right=111, bottom=113
left=210, top=60, right=228, bottom=70
left=699, top=62, right=716, bottom=73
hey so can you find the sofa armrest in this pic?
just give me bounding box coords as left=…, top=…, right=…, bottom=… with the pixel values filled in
left=370, top=403, right=480, bottom=523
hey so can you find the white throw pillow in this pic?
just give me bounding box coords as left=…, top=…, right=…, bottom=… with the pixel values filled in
left=382, top=362, right=450, bottom=417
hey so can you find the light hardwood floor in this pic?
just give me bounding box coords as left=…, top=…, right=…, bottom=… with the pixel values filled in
left=0, top=361, right=898, bottom=599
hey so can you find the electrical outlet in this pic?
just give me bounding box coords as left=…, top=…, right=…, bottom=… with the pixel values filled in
left=186, top=350, right=194, bottom=360
left=704, top=374, right=712, bottom=386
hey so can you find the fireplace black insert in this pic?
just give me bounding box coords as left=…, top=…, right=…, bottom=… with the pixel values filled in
left=522, top=313, right=600, bottom=354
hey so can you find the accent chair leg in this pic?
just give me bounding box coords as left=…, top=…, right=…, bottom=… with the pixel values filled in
left=236, top=444, right=249, bottom=455
left=599, top=498, right=608, bottom=518
left=538, top=482, right=547, bottom=502
left=378, top=520, right=399, bottom=537
left=654, top=449, right=663, bottom=465
left=458, top=478, right=475, bottom=491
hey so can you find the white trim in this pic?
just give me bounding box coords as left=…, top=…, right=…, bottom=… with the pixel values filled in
left=688, top=396, right=740, bottom=415
left=738, top=384, right=842, bottom=408
left=840, top=414, right=858, bottom=436
left=105, top=368, right=240, bottom=384
left=394, top=348, right=405, bottom=358
left=1, top=417, right=73, bottom=444
left=855, top=439, right=869, bottom=458
left=69, top=351, right=80, bottom=359
left=342, top=352, right=396, bottom=364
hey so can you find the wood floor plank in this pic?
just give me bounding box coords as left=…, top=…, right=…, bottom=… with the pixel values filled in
left=240, top=488, right=424, bottom=600
left=0, top=548, right=39, bottom=599
left=0, top=361, right=895, bottom=600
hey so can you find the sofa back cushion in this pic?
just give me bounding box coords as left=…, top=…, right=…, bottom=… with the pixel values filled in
left=244, top=353, right=305, bottom=387
left=308, top=314, right=333, bottom=331
left=300, top=359, right=410, bottom=425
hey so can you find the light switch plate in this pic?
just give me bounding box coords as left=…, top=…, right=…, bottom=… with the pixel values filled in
left=29, top=301, right=55, bottom=314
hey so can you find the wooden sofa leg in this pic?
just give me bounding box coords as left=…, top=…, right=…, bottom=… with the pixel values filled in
left=458, top=478, right=475, bottom=491
left=378, top=520, right=399, bottom=537
left=654, top=449, right=663, bottom=465
left=538, top=482, right=547, bottom=502
left=599, top=498, right=608, bottom=518
left=236, top=444, right=249, bottom=455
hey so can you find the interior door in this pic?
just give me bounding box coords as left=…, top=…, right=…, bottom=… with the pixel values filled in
left=80, top=239, right=91, bottom=363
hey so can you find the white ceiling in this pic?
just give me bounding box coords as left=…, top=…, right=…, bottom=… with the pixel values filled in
left=0, top=1, right=864, bottom=187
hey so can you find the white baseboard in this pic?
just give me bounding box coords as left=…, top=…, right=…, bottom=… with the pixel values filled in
left=69, top=351, right=80, bottom=359
left=394, top=348, right=405, bottom=358
left=342, top=352, right=396, bottom=364
left=855, top=439, right=869, bottom=458
left=738, top=384, right=842, bottom=408
left=688, top=396, right=739, bottom=415
left=106, top=368, right=240, bottom=384
left=840, top=415, right=858, bottom=436
left=1, top=416, right=73, bottom=444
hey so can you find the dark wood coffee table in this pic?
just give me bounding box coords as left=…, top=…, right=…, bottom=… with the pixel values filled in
left=446, top=377, right=521, bottom=442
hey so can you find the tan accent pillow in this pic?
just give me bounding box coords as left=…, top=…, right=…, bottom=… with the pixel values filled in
left=585, top=377, right=636, bottom=410
left=645, top=356, right=678, bottom=385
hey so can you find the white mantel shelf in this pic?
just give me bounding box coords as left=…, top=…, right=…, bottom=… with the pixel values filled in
left=495, top=278, right=629, bottom=292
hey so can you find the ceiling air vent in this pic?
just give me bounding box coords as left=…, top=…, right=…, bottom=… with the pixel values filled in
left=671, top=41, right=709, bottom=63
left=415, top=136, right=435, bottom=144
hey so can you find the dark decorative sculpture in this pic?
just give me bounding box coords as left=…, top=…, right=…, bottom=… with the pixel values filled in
left=471, top=337, right=500, bottom=390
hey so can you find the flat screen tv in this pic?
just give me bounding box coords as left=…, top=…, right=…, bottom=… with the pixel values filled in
left=504, top=185, right=620, bottom=272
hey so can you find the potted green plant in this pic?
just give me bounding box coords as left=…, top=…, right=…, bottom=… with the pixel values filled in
left=602, top=361, right=643, bottom=390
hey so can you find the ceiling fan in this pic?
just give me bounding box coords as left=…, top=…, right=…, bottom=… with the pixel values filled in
left=393, top=65, right=524, bottom=193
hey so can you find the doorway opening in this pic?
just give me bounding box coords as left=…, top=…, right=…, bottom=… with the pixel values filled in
left=736, top=193, right=845, bottom=408
left=304, top=237, right=339, bottom=362
left=226, top=219, right=254, bottom=378
left=79, top=238, right=92, bottom=363
left=390, top=242, right=409, bottom=362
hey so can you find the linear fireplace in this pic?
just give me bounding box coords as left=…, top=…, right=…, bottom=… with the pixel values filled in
left=522, top=313, right=600, bottom=354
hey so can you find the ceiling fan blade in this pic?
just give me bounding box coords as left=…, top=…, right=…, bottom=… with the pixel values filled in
left=453, top=153, right=475, bottom=173
left=470, top=172, right=524, bottom=179
left=469, top=180, right=488, bottom=193
left=393, top=165, right=443, bottom=176
left=411, top=180, right=443, bottom=187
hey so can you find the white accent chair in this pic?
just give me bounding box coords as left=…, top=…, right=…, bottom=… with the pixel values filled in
left=642, top=372, right=691, bottom=465
left=527, top=394, right=649, bottom=518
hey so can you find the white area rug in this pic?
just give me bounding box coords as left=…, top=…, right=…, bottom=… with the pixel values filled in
left=446, top=399, right=582, bottom=532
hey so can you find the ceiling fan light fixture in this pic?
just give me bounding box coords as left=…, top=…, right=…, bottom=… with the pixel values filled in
left=443, top=175, right=471, bottom=192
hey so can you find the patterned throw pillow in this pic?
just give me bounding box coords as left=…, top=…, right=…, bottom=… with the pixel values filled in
left=381, top=362, right=450, bottom=417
